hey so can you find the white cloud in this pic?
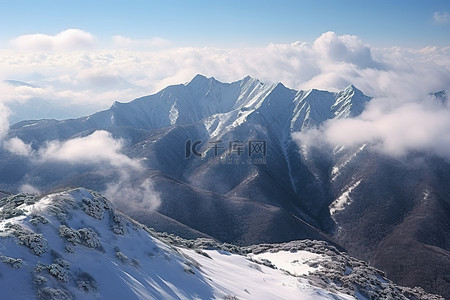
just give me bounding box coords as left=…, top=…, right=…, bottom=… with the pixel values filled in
left=312, top=31, right=382, bottom=69
left=4, top=130, right=140, bottom=168
left=10, top=29, right=95, bottom=51
left=1, top=31, right=449, bottom=118
left=112, top=35, right=171, bottom=49
left=19, top=184, right=41, bottom=195
left=287, top=35, right=450, bottom=161
left=3, top=137, right=33, bottom=156
left=3, top=130, right=161, bottom=210
left=433, top=11, right=450, bottom=24
left=37, top=130, right=141, bottom=169
left=0, top=103, right=10, bottom=140
left=103, top=177, right=161, bottom=212
left=294, top=93, right=450, bottom=160
left=35, top=130, right=161, bottom=210
left=3, top=130, right=160, bottom=207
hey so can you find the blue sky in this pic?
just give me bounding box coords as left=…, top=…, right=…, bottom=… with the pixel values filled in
left=1, top=0, right=449, bottom=48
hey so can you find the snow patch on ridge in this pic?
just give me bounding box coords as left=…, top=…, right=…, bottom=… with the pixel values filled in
left=331, top=144, right=367, bottom=181
left=169, top=102, right=179, bottom=125
left=330, top=179, right=362, bottom=215
left=250, top=250, right=324, bottom=276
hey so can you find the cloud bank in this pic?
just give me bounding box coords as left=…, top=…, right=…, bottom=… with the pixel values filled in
left=103, top=178, right=161, bottom=212
left=112, top=35, right=171, bottom=50
left=294, top=92, right=450, bottom=160
left=1, top=30, right=448, bottom=112
left=10, top=29, right=95, bottom=51
left=2, top=130, right=161, bottom=210
left=3, top=136, right=32, bottom=157
left=36, top=130, right=140, bottom=169
left=0, top=103, right=10, bottom=139
left=1, top=29, right=450, bottom=161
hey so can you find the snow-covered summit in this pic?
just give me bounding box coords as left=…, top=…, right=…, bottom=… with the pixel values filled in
left=80, top=75, right=369, bottom=133
left=0, top=189, right=442, bottom=300
left=7, top=75, right=370, bottom=147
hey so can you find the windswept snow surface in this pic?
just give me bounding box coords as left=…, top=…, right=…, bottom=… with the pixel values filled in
left=0, top=189, right=442, bottom=299
left=0, top=188, right=354, bottom=300
left=181, top=249, right=353, bottom=300
left=249, top=250, right=324, bottom=276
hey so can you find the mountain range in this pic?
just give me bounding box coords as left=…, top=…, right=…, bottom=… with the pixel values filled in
left=0, top=75, right=449, bottom=298
left=0, top=188, right=442, bottom=299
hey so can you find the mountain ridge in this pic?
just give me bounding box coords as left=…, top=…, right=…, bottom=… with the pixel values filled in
left=0, top=188, right=443, bottom=300
left=1, top=75, right=449, bottom=297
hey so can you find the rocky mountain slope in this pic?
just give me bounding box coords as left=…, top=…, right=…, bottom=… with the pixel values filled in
left=0, top=188, right=442, bottom=299
left=1, top=75, right=449, bottom=297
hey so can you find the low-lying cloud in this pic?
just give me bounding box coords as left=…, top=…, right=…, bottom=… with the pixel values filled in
left=2, top=130, right=161, bottom=210
left=10, top=29, right=95, bottom=51
left=0, top=103, right=10, bottom=139
left=103, top=178, right=161, bottom=212
left=312, top=31, right=382, bottom=69
left=1, top=29, right=450, bottom=162
left=36, top=130, right=140, bottom=169
left=112, top=35, right=171, bottom=50
left=19, top=184, right=41, bottom=195
left=294, top=92, right=450, bottom=160
left=3, top=136, right=32, bottom=157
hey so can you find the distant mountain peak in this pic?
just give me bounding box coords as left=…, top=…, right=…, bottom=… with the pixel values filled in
left=186, top=74, right=216, bottom=86
left=3, top=79, right=36, bottom=88
left=429, top=89, right=448, bottom=104
left=342, top=84, right=364, bottom=95
left=275, top=82, right=287, bottom=89
left=345, top=83, right=356, bottom=90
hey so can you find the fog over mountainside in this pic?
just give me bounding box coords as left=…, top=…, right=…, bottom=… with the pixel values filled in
left=0, top=75, right=449, bottom=298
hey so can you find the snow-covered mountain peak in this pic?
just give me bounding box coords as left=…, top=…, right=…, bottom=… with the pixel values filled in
left=0, top=189, right=441, bottom=300
left=185, top=74, right=219, bottom=87
left=4, top=79, right=36, bottom=88
left=338, top=84, right=366, bottom=101
left=186, top=73, right=208, bottom=84
left=332, top=84, right=370, bottom=119
left=274, top=81, right=287, bottom=89
left=430, top=89, right=448, bottom=104
left=287, top=84, right=371, bottom=131
left=343, top=84, right=356, bottom=92
left=8, top=76, right=371, bottom=138
left=185, top=74, right=220, bottom=95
